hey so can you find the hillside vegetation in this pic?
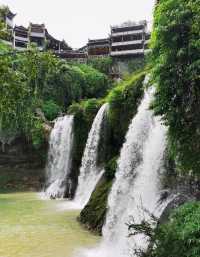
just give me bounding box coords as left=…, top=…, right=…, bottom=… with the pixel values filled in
left=0, top=43, right=111, bottom=150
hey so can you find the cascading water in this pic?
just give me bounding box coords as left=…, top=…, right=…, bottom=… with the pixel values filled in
left=102, top=116, right=167, bottom=257
left=77, top=88, right=169, bottom=257
left=73, top=103, right=109, bottom=209
left=103, top=88, right=155, bottom=243
left=45, top=115, right=74, bottom=199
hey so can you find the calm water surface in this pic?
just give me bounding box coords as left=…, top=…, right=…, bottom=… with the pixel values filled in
left=0, top=192, right=99, bottom=257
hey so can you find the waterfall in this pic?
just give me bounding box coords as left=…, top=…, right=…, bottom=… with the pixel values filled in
left=102, top=117, right=167, bottom=257
left=73, top=103, right=109, bottom=209
left=103, top=88, right=155, bottom=243
left=77, top=88, right=169, bottom=257
left=45, top=115, right=74, bottom=199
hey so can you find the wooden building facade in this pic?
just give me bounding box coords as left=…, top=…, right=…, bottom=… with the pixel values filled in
left=110, top=21, right=147, bottom=58
left=13, top=26, right=29, bottom=48
left=87, top=38, right=110, bottom=57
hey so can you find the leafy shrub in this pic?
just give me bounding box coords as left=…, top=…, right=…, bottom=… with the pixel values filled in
left=83, top=98, right=101, bottom=122
left=105, top=157, right=118, bottom=180
left=0, top=6, right=13, bottom=41
left=151, top=0, right=200, bottom=174
left=30, top=119, right=45, bottom=150
left=42, top=62, right=85, bottom=108
left=106, top=71, right=145, bottom=155
left=0, top=41, right=111, bottom=150
left=150, top=202, right=200, bottom=257
left=78, top=64, right=111, bottom=98
left=42, top=100, right=61, bottom=121
left=41, top=60, right=110, bottom=109
left=87, top=57, right=112, bottom=75
left=127, top=58, right=145, bottom=73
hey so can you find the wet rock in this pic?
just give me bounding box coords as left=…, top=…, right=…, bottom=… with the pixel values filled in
left=0, top=136, right=46, bottom=192
left=159, top=193, right=195, bottom=224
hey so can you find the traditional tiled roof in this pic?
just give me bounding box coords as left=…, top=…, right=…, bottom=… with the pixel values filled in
left=6, top=9, right=16, bottom=19
left=14, top=25, right=28, bottom=32
left=29, top=23, right=45, bottom=34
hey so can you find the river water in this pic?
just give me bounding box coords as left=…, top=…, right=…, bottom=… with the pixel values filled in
left=0, top=192, right=99, bottom=257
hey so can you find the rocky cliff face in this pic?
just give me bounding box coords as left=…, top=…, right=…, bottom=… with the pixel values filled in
left=0, top=137, right=47, bottom=192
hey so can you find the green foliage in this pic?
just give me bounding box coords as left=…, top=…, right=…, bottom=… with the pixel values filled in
left=42, top=61, right=84, bottom=107
left=105, top=157, right=118, bottom=180
left=106, top=71, right=145, bottom=155
left=30, top=120, right=45, bottom=149
left=150, top=202, right=200, bottom=257
left=0, top=22, right=6, bottom=40
left=87, top=57, right=112, bottom=75
left=78, top=64, right=111, bottom=98
left=0, top=51, right=33, bottom=135
left=0, top=5, right=13, bottom=41
left=68, top=99, right=101, bottom=124
left=151, top=0, right=200, bottom=174
left=0, top=46, right=51, bottom=148
left=39, top=59, right=110, bottom=109
left=83, top=98, right=102, bottom=122
left=0, top=41, right=110, bottom=150
left=127, top=58, right=145, bottom=73
left=0, top=40, right=10, bottom=52
left=15, top=47, right=57, bottom=99
left=42, top=100, right=61, bottom=121
left=0, top=5, right=8, bottom=23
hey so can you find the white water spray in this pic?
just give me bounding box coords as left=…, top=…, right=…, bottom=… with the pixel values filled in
left=102, top=117, right=167, bottom=257
left=45, top=115, right=74, bottom=199
left=76, top=88, right=169, bottom=257
left=103, top=88, right=155, bottom=242
left=73, top=103, right=108, bottom=209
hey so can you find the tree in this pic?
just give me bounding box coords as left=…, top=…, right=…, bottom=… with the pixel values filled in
left=128, top=202, right=200, bottom=257
left=0, top=5, right=13, bottom=41
left=151, top=0, right=200, bottom=174
left=151, top=202, right=200, bottom=257
left=0, top=42, right=111, bottom=148
left=87, top=57, right=112, bottom=76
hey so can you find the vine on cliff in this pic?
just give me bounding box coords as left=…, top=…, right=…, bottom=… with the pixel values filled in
left=151, top=0, right=200, bottom=174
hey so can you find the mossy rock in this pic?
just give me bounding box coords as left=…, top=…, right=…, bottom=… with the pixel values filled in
left=79, top=175, right=113, bottom=235
left=106, top=71, right=145, bottom=156
left=67, top=99, right=102, bottom=197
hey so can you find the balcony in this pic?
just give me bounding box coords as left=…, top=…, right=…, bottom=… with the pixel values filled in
left=88, top=44, right=110, bottom=49
left=111, top=30, right=144, bottom=37
left=110, top=49, right=144, bottom=56
left=112, top=40, right=143, bottom=47
left=15, top=35, right=29, bottom=42
left=88, top=54, right=109, bottom=58
left=30, top=32, right=45, bottom=38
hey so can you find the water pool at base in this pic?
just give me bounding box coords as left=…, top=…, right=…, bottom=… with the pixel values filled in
left=0, top=192, right=99, bottom=257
